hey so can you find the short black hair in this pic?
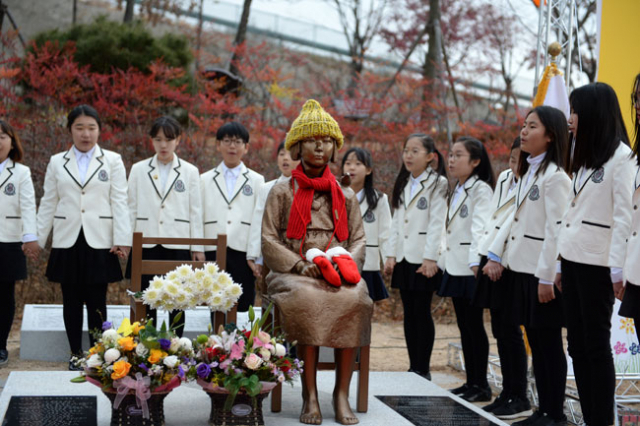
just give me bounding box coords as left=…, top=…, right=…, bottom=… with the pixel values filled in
left=277, top=141, right=286, bottom=154
left=149, top=116, right=181, bottom=140
left=518, top=106, right=568, bottom=178
left=455, top=136, right=496, bottom=189
left=67, top=104, right=101, bottom=130
left=216, top=122, right=249, bottom=143
left=511, top=136, right=521, bottom=151
left=0, top=120, right=23, bottom=162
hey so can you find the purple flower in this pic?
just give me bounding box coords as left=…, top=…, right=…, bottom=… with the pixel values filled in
left=197, top=363, right=211, bottom=379
left=139, top=363, right=149, bottom=372
left=178, top=365, right=185, bottom=379
left=102, top=321, right=112, bottom=330
left=159, top=339, right=171, bottom=350
left=209, top=361, right=219, bottom=368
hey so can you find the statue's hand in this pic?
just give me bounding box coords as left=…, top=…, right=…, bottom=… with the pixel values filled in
left=294, top=260, right=322, bottom=278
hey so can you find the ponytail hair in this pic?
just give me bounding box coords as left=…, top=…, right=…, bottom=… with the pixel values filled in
left=341, top=147, right=380, bottom=210
left=391, top=133, right=446, bottom=209
left=432, top=148, right=448, bottom=179
left=455, top=136, right=495, bottom=189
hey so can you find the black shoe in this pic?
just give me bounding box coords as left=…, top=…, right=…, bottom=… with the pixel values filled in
left=0, top=349, right=8, bottom=367
left=482, top=391, right=509, bottom=412
left=512, top=411, right=545, bottom=426
left=461, top=384, right=492, bottom=402
left=550, top=415, right=567, bottom=426
left=68, top=355, right=83, bottom=371
left=448, top=383, right=469, bottom=395
left=493, top=396, right=533, bottom=419
left=409, top=369, right=432, bottom=380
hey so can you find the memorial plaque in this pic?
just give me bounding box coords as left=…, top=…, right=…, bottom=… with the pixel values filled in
left=2, top=396, right=97, bottom=426
left=376, top=395, right=500, bottom=426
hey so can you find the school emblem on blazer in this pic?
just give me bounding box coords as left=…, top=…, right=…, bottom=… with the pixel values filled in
left=592, top=167, right=605, bottom=183
left=174, top=179, right=185, bottom=192
left=363, top=210, right=376, bottom=223
left=98, top=170, right=109, bottom=182
left=529, top=185, right=540, bottom=201
left=460, top=204, right=469, bottom=218
left=417, top=197, right=428, bottom=210
left=242, top=185, right=253, bottom=196
left=3, top=183, right=15, bottom=196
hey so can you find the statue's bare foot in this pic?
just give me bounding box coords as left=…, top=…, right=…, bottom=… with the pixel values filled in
left=333, top=393, right=359, bottom=425
left=300, top=398, right=322, bottom=425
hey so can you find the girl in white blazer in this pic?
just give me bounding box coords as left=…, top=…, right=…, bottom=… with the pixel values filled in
left=246, top=141, right=299, bottom=279
left=126, top=116, right=204, bottom=336
left=0, top=121, right=38, bottom=367
left=473, top=138, right=531, bottom=418
left=383, top=133, right=448, bottom=380
left=486, top=106, right=571, bottom=426
left=437, top=137, right=494, bottom=402
left=558, top=83, right=636, bottom=426
left=37, top=105, right=131, bottom=366
left=342, top=147, right=392, bottom=301
left=620, top=73, right=640, bottom=343
left=200, top=122, right=265, bottom=313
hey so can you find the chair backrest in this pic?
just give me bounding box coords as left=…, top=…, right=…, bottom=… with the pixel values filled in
left=129, top=232, right=234, bottom=328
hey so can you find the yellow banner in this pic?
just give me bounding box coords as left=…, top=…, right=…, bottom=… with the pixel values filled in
left=597, top=0, right=640, bottom=139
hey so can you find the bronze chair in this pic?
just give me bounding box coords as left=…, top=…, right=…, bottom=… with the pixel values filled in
left=128, top=232, right=235, bottom=331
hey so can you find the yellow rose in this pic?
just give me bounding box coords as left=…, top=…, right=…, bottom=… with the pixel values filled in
left=132, top=322, right=145, bottom=335
left=148, top=349, right=167, bottom=364
left=111, top=360, right=132, bottom=380
left=89, top=343, right=103, bottom=355
left=118, top=337, right=136, bottom=352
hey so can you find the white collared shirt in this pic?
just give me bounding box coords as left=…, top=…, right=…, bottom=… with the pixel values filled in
left=577, top=167, right=589, bottom=188
left=507, top=176, right=518, bottom=197
left=0, top=157, right=8, bottom=175
left=73, top=145, right=96, bottom=185
left=410, top=170, right=428, bottom=198
left=450, top=183, right=465, bottom=211
left=157, top=159, right=173, bottom=194
left=221, top=162, right=243, bottom=199
left=525, top=152, right=546, bottom=187
left=356, top=189, right=365, bottom=203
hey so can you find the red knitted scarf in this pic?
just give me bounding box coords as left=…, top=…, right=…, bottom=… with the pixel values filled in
left=287, top=164, right=349, bottom=243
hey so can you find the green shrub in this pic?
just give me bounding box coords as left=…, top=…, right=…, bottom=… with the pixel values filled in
left=31, top=15, right=192, bottom=74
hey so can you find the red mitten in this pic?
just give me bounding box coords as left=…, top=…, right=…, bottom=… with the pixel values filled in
left=306, top=248, right=341, bottom=287
left=326, top=247, right=361, bottom=284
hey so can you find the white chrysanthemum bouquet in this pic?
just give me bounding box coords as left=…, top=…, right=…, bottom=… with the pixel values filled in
left=142, top=262, right=242, bottom=312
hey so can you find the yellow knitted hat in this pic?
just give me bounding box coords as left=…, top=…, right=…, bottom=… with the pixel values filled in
left=285, top=99, right=344, bottom=151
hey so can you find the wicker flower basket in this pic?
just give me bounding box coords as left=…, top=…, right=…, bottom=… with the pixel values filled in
left=197, top=379, right=277, bottom=426
left=103, top=389, right=171, bottom=426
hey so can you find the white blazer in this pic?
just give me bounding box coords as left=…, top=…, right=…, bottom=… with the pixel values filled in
left=128, top=155, right=203, bottom=251
left=200, top=163, right=265, bottom=252
left=623, top=166, right=640, bottom=286
left=246, top=174, right=290, bottom=259
left=490, top=161, right=571, bottom=282
left=478, top=169, right=517, bottom=257
left=388, top=169, right=448, bottom=264
left=360, top=191, right=392, bottom=271
left=437, top=176, right=493, bottom=276
left=558, top=143, right=635, bottom=269
left=0, top=160, right=37, bottom=242
left=37, top=146, right=131, bottom=249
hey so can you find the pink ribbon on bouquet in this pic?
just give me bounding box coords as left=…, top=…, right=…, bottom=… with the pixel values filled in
left=113, top=373, right=152, bottom=419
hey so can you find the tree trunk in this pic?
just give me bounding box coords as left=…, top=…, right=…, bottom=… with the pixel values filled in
left=422, top=0, right=441, bottom=121
left=195, top=0, right=204, bottom=70
left=229, top=0, right=253, bottom=78
left=73, top=0, right=78, bottom=25
left=123, top=0, right=135, bottom=23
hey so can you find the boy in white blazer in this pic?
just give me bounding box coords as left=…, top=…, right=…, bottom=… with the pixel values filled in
left=201, top=122, right=264, bottom=313
left=37, top=105, right=131, bottom=369
left=558, top=83, right=636, bottom=426
left=437, top=137, right=494, bottom=403
left=0, top=121, right=39, bottom=367
left=487, top=106, right=571, bottom=426
left=127, top=116, right=204, bottom=336
left=246, top=141, right=298, bottom=279
left=342, top=147, right=392, bottom=301
left=620, top=74, right=640, bottom=344
left=384, top=133, right=449, bottom=380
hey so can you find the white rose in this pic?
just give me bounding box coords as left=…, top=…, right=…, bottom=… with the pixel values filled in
left=244, top=353, right=263, bottom=370
left=104, top=348, right=121, bottom=364
left=163, top=355, right=179, bottom=368
left=179, top=337, right=193, bottom=350
left=170, top=338, right=181, bottom=352
left=86, top=354, right=103, bottom=368
left=135, top=343, right=149, bottom=357
left=102, top=329, right=119, bottom=344
left=274, top=344, right=286, bottom=357
left=259, top=348, right=271, bottom=361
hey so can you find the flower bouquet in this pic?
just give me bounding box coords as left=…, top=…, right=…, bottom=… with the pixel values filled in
left=141, top=262, right=242, bottom=312
left=192, top=304, right=303, bottom=426
left=73, top=318, right=195, bottom=426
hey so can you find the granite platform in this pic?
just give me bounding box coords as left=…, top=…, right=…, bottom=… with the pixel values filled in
left=0, top=371, right=508, bottom=426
